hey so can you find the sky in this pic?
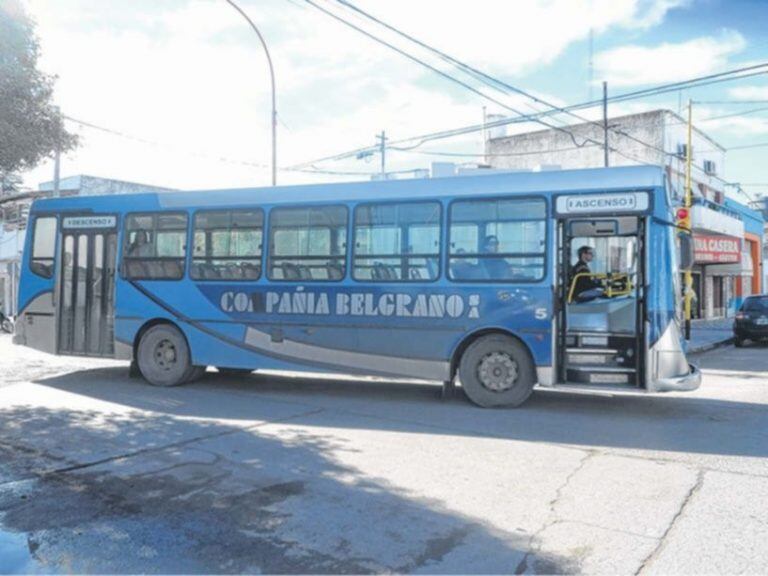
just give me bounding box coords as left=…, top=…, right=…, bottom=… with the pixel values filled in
left=17, top=0, right=768, bottom=200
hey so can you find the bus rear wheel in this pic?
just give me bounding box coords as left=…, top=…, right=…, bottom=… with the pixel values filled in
left=458, top=334, right=535, bottom=408
left=137, top=324, right=193, bottom=387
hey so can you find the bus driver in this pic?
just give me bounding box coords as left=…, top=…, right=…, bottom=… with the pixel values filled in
left=570, top=245, right=604, bottom=302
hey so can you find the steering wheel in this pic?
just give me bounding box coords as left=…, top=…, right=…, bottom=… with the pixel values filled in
left=606, top=275, right=628, bottom=295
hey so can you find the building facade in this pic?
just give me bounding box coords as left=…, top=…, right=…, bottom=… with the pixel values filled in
left=486, top=109, right=764, bottom=319
left=0, top=175, right=175, bottom=317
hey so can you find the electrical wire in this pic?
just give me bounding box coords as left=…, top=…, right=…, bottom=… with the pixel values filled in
left=285, top=21, right=768, bottom=172
left=329, top=0, right=683, bottom=168
left=62, top=115, right=376, bottom=177
left=300, top=0, right=604, bottom=151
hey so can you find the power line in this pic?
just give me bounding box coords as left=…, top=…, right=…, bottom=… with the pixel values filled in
left=320, top=0, right=747, bottom=169
left=692, top=100, right=768, bottom=105
left=700, top=105, right=768, bottom=122
left=727, top=141, right=768, bottom=151
left=300, top=0, right=606, bottom=152
left=391, top=143, right=600, bottom=158
left=288, top=57, right=768, bottom=170
left=315, top=0, right=670, bottom=167
left=63, top=115, right=377, bottom=177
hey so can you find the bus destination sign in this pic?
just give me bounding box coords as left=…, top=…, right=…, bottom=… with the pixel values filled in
left=555, top=192, right=649, bottom=215
left=62, top=215, right=117, bottom=229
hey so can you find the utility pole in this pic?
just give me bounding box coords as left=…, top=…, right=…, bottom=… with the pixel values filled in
left=53, top=106, right=61, bottom=198
left=602, top=81, right=609, bottom=167
left=224, top=0, right=277, bottom=186
left=377, top=131, right=387, bottom=178
left=684, top=99, right=694, bottom=340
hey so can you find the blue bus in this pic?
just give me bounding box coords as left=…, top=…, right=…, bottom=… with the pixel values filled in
left=14, top=166, right=701, bottom=407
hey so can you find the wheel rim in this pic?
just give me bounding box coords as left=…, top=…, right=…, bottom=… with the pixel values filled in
left=477, top=351, right=518, bottom=392
left=153, top=339, right=178, bottom=372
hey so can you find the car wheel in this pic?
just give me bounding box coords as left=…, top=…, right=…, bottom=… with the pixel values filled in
left=458, top=334, right=535, bottom=408
left=734, top=336, right=745, bottom=348
left=137, top=324, right=192, bottom=387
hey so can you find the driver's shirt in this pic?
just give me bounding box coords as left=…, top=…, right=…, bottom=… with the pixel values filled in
left=570, top=260, right=601, bottom=297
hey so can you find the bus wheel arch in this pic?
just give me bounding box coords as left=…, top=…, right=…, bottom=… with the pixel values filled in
left=451, top=329, right=537, bottom=408
left=133, top=319, right=202, bottom=386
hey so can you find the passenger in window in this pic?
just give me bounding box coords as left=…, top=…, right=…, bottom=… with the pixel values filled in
left=128, top=231, right=153, bottom=257
left=481, top=235, right=509, bottom=279
left=451, top=248, right=473, bottom=279
left=570, top=246, right=604, bottom=302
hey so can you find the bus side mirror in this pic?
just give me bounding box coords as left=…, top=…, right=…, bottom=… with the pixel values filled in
left=678, top=232, right=694, bottom=271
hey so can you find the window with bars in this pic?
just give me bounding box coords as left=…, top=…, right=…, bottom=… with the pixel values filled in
left=448, top=197, right=546, bottom=282
left=268, top=205, right=347, bottom=281
left=191, top=210, right=263, bottom=280
left=123, top=213, right=188, bottom=280
left=353, top=201, right=441, bottom=282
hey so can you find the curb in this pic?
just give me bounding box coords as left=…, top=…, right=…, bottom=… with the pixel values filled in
left=689, top=336, right=733, bottom=354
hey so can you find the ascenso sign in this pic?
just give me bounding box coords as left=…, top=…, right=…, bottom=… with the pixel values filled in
left=556, top=192, right=649, bottom=215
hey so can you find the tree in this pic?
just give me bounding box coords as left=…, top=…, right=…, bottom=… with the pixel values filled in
left=0, top=0, right=77, bottom=182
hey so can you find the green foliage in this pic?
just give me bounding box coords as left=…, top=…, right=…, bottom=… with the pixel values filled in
left=0, top=0, right=78, bottom=175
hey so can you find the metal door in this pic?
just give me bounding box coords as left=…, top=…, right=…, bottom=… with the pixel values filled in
left=58, top=230, right=117, bottom=356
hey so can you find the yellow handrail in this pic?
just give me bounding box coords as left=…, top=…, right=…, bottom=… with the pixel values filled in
left=567, top=272, right=633, bottom=303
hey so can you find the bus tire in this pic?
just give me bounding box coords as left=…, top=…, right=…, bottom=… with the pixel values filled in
left=458, top=334, right=535, bottom=408
left=137, top=324, right=192, bottom=387
left=216, top=368, right=253, bottom=378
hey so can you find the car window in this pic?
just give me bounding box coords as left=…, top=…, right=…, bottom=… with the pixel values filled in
left=744, top=297, right=768, bottom=312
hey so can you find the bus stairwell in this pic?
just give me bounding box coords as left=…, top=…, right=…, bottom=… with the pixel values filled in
left=557, top=217, right=645, bottom=389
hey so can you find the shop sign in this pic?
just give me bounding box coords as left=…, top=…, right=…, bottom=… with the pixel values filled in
left=693, top=234, right=741, bottom=264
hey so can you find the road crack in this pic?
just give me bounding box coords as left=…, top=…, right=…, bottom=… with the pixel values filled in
left=515, top=450, right=595, bottom=574
left=634, top=468, right=706, bottom=575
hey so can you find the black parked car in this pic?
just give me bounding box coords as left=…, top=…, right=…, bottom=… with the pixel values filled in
left=733, top=295, right=768, bottom=347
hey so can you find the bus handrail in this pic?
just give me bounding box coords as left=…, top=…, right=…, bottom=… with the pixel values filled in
left=567, top=272, right=633, bottom=303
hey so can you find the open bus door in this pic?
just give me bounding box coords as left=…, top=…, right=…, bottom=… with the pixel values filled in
left=57, top=215, right=118, bottom=357
left=556, top=216, right=646, bottom=388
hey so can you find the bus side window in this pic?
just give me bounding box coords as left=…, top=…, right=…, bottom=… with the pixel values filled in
left=353, top=201, right=441, bottom=282
left=30, top=216, right=57, bottom=278
left=268, top=205, right=348, bottom=282
left=191, top=210, right=263, bottom=281
left=122, top=213, right=187, bottom=280
left=448, top=198, right=546, bottom=282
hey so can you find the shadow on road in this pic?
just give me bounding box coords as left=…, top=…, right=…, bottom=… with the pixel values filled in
left=29, top=362, right=768, bottom=461
left=0, top=401, right=558, bottom=574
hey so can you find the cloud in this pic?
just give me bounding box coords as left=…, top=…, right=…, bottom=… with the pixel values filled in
left=595, top=29, right=746, bottom=87
left=20, top=0, right=688, bottom=189
left=728, top=85, right=768, bottom=100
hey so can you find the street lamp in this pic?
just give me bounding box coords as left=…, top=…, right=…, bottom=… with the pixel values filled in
left=224, top=0, right=277, bottom=186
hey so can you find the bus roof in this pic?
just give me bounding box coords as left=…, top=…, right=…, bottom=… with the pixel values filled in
left=31, top=165, right=665, bottom=213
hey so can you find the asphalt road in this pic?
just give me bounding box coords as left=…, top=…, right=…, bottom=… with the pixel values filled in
left=1, top=335, right=767, bottom=574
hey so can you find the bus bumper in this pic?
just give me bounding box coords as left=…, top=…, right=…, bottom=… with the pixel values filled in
left=652, top=363, right=702, bottom=392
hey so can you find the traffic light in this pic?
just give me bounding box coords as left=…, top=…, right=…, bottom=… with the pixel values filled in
left=676, top=207, right=691, bottom=231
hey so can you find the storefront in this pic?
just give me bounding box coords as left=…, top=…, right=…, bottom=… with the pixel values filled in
left=692, top=233, right=741, bottom=319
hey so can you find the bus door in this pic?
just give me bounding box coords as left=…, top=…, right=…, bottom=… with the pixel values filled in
left=557, top=216, right=645, bottom=387
left=58, top=216, right=118, bottom=357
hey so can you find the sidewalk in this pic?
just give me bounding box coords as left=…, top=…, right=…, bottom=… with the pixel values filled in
left=688, top=317, right=733, bottom=353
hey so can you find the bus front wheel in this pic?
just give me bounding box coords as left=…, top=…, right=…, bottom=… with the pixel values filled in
left=137, top=324, right=194, bottom=387
left=458, top=334, right=535, bottom=408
